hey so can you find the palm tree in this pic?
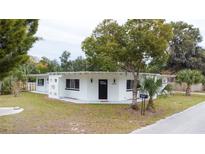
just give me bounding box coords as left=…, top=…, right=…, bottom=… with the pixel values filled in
left=161, top=84, right=173, bottom=96
left=141, top=77, right=162, bottom=111
left=176, top=69, right=204, bottom=96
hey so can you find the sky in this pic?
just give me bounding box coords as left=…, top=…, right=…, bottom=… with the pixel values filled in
left=28, top=19, right=106, bottom=61
left=28, top=19, right=205, bottom=61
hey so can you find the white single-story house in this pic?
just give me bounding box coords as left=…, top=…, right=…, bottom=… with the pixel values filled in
left=30, top=72, right=169, bottom=104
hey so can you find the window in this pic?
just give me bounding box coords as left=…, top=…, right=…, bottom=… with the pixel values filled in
left=37, top=79, right=44, bottom=86
left=126, top=80, right=133, bottom=91
left=75, top=79, right=79, bottom=89
left=66, top=79, right=80, bottom=91
left=126, top=80, right=141, bottom=91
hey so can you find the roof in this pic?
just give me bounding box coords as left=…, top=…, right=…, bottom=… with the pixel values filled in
left=29, top=71, right=161, bottom=77
left=161, top=74, right=176, bottom=77
left=29, top=73, right=49, bottom=77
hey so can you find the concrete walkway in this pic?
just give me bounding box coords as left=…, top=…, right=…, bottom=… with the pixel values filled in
left=132, top=101, right=205, bottom=134
left=0, top=107, right=24, bottom=116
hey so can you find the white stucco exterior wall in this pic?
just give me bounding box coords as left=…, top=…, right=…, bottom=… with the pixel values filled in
left=59, top=74, right=88, bottom=100
left=85, top=74, right=120, bottom=102
left=57, top=73, right=121, bottom=102
left=118, top=78, right=133, bottom=101
left=33, top=72, right=164, bottom=103
left=57, top=73, right=143, bottom=102
left=48, top=75, right=62, bottom=99
left=36, top=76, right=49, bottom=93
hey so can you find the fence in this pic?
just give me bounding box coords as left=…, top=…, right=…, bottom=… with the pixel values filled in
left=26, top=82, right=36, bottom=91
left=170, top=82, right=204, bottom=92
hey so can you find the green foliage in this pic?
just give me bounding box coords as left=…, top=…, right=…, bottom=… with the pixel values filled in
left=82, top=26, right=120, bottom=71
left=35, top=62, right=49, bottom=73
left=72, top=56, right=87, bottom=71
left=59, top=50, right=73, bottom=71
left=30, top=52, right=88, bottom=73
left=1, top=65, right=28, bottom=94
left=167, top=21, right=205, bottom=74
left=82, top=19, right=172, bottom=108
left=59, top=51, right=87, bottom=71
left=0, top=19, right=39, bottom=80
left=19, top=63, right=36, bottom=80
left=1, top=77, right=12, bottom=94
left=23, top=56, right=42, bottom=75
left=48, top=59, right=61, bottom=72
left=146, top=53, right=170, bottom=73
left=141, top=77, right=162, bottom=98
left=176, top=69, right=204, bottom=86
left=161, top=84, right=173, bottom=96
left=37, top=57, right=61, bottom=73
left=176, top=69, right=204, bottom=96
left=1, top=56, right=37, bottom=95
left=82, top=19, right=173, bottom=73
left=141, top=77, right=162, bottom=111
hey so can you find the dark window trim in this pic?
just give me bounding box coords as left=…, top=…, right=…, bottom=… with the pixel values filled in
left=65, top=79, right=80, bottom=91
left=126, top=80, right=133, bottom=91
left=37, top=79, right=44, bottom=86
left=126, top=89, right=133, bottom=92
left=126, top=80, right=141, bottom=92
left=65, top=88, right=80, bottom=91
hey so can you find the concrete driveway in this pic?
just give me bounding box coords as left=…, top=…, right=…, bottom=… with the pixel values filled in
left=132, top=101, right=205, bottom=134
left=0, top=107, right=23, bottom=116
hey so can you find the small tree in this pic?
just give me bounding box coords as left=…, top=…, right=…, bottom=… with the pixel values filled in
left=141, top=77, right=162, bottom=111
left=176, top=69, right=204, bottom=96
left=1, top=65, right=28, bottom=96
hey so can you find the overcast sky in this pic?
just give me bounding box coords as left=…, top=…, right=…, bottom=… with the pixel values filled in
left=28, top=19, right=205, bottom=61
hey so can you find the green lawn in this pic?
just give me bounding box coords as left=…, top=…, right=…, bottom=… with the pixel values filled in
left=0, top=92, right=205, bottom=134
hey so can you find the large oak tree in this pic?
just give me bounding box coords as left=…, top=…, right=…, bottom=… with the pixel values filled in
left=82, top=19, right=173, bottom=110
left=167, top=21, right=205, bottom=74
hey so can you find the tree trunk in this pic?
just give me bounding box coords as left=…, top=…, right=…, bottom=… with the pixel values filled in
left=0, top=81, right=2, bottom=95
left=12, top=81, right=21, bottom=97
left=130, top=72, right=139, bottom=110
left=186, top=85, right=191, bottom=96
left=146, top=96, right=155, bottom=112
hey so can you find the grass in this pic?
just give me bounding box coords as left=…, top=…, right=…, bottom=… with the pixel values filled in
left=0, top=92, right=205, bottom=134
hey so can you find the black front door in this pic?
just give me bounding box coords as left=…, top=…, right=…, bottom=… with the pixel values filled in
left=99, top=79, right=108, bottom=99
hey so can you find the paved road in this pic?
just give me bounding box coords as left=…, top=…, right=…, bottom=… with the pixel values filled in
left=0, top=107, right=23, bottom=116
left=132, top=101, right=205, bottom=134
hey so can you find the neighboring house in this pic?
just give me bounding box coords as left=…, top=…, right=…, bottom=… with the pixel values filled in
left=161, top=75, right=205, bottom=92
left=30, top=72, right=168, bottom=104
